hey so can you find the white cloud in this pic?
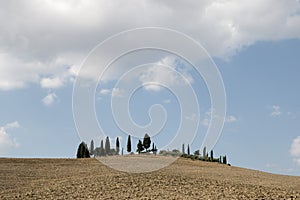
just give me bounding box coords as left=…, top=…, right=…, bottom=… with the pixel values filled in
left=40, top=77, right=64, bottom=89
left=139, top=56, right=193, bottom=92
left=112, top=88, right=124, bottom=98
left=99, top=89, right=111, bottom=95
left=185, top=113, right=198, bottom=121
left=225, top=115, right=237, bottom=123
left=290, top=136, right=300, bottom=166
left=201, top=109, right=237, bottom=126
left=42, top=93, right=58, bottom=106
left=0, top=121, right=20, bottom=154
left=163, top=99, right=171, bottom=104
left=270, top=105, right=282, bottom=117
left=0, top=1, right=299, bottom=90
left=290, top=136, right=300, bottom=157
left=5, top=121, right=20, bottom=129
left=294, top=158, right=300, bottom=166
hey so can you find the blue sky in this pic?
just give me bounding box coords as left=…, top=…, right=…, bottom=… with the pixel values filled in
left=0, top=1, right=300, bottom=176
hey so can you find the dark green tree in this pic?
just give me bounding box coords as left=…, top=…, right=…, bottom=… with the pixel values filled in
left=100, top=139, right=105, bottom=156
left=105, top=136, right=110, bottom=155
left=116, top=137, right=120, bottom=155
left=143, top=133, right=151, bottom=152
left=89, top=139, right=94, bottom=155
left=210, top=150, right=214, bottom=161
left=223, top=155, right=227, bottom=164
left=137, top=140, right=144, bottom=154
left=127, top=135, right=131, bottom=153
left=151, top=143, right=158, bottom=155
left=76, top=142, right=90, bottom=158
left=194, top=150, right=200, bottom=156
left=187, top=144, right=190, bottom=155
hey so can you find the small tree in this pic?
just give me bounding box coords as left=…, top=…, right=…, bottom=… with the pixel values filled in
left=187, top=144, right=190, bottom=155
left=76, top=142, right=90, bottom=158
left=194, top=150, right=200, bottom=156
left=105, top=136, right=110, bottom=155
left=89, top=140, right=94, bottom=155
left=127, top=135, right=131, bottom=153
left=152, top=143, right=158, bottom=155
left=137, top=140, right=144, bottom=154
left=182, top=144, right=185, bottom=154
left=143, top=133, right=151, bottom=152
left=116, top=137, right=120, bottom=155
left=210, top=150, right=214, bottom=161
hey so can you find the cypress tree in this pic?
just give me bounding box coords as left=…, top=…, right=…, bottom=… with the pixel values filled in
left=223, top=155, right=227, bottom=164
left=105, top=136, right=110, bottom=155
left=116, top=137, right=120, bottom=155
left=203, top=147, right=206, bottom=159
left=76, top=142, right=90, bottom=158
left=182, top=144, right=185, bottom=154
left=187, top=144, right=190, bottom=155
left=100, top=139, right=105, bottom=156
left=143, top=133, right=151, bottom=152
left=89, top=140, right=94, bottom=155
left=127, top=135, right=131, bottom=153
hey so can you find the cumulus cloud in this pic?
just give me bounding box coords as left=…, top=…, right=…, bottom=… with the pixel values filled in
left=139, top=56, right=193, bottom=91
left=0, top=0, right=299, bottom=90
left=270, top=105, right=282, bottom=117
left=40, top=77, right=64, bottom=89
left=0, top=121, right=20, bottom=154
left=42, top=92, right=58, bottom=106
left=290, top=136, right=300, bottom=166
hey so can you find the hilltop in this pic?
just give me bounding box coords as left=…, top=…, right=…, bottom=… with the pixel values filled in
left=0, top=157, right=299, bottom=199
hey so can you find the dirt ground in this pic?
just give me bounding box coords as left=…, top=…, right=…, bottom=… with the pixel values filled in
left=0, top=156, right=300, bottom=199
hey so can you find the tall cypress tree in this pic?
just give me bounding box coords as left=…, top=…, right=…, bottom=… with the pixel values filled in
left=116, top=137, right=120, bottom=155
left=203, top=147, right=206, bottom=158
left=100, top=139, right=105, bottom=156
left=187, top=144, right=190, bottom=155
left=105, top=136, right=110, bottom=155
left=127, top=135, right=131, bottom=153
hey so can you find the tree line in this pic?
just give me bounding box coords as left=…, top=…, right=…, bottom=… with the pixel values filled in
left=76, top=135, right=229, bottom=165
left=159, top=144, right=229, bottom=165
left=77, top=133, right=158, bottom=158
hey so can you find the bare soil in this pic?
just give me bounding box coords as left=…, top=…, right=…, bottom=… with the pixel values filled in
left=0, top=157, right=300, bottom=199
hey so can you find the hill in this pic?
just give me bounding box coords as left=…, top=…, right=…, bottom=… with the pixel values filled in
left=0, top=157, right=299, bottom=199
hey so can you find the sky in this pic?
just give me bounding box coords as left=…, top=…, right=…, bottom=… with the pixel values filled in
left=0, top=0, right=300, bottom=175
